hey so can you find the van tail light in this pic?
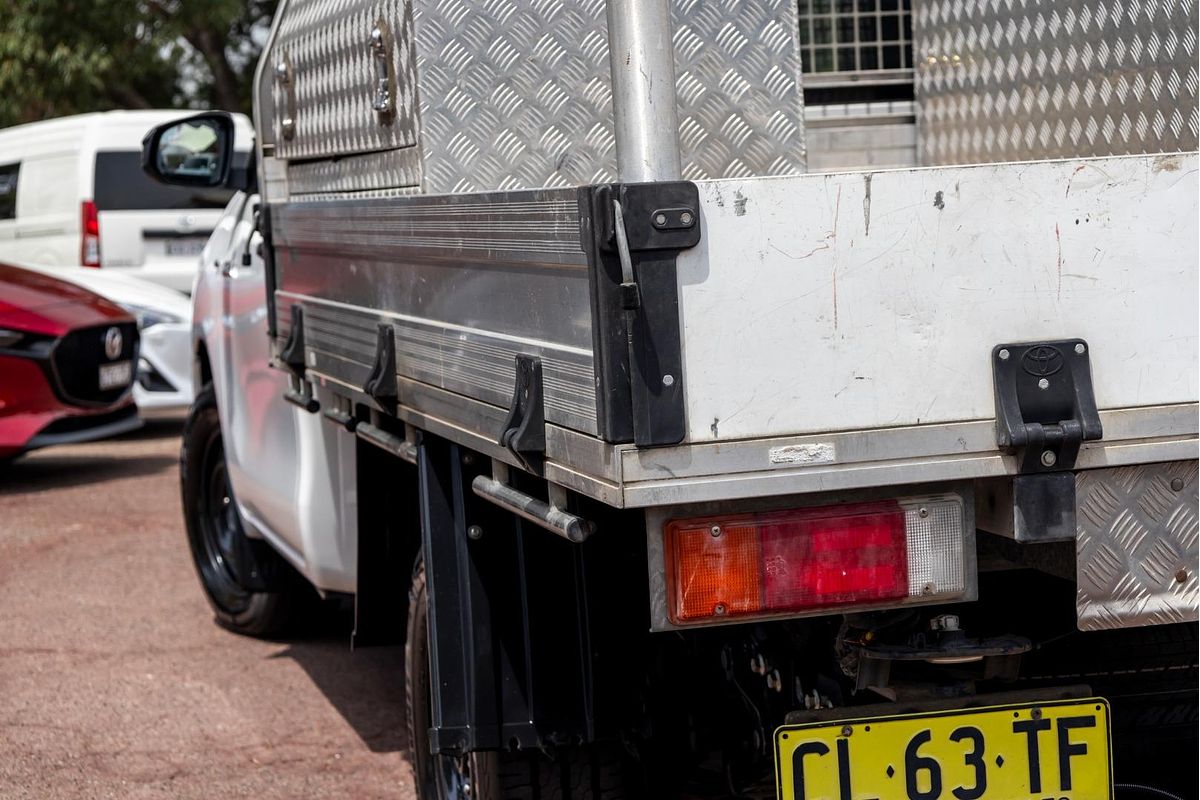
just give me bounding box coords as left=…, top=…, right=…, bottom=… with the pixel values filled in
left=663, top=496, right=967, bottom=625
left=81, top=201, right=100, bottom=267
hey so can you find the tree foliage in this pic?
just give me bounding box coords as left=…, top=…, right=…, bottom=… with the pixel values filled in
left=0, top=0, right=276, bottom=128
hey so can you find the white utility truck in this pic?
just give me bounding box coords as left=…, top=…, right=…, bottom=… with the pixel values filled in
left=143, top=0, right=1198, bottom=797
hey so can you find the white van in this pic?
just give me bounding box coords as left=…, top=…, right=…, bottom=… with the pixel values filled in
left=0, top=110, right=252, bottom=294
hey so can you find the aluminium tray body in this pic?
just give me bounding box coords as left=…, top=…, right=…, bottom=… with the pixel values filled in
left=273, top=153, right=1199, bottom=507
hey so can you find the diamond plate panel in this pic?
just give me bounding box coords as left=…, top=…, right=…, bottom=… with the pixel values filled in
left=1076, top=461, right=1199, bottom=631
left=271, top=0, right=420, bottom=163
left=914, top=0, right=1200, bottom=164
left=413, top=0, right=807, bottom=193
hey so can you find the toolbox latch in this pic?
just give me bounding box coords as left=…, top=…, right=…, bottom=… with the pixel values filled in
left=992, top=339, right=1102, bottom=473
left=499, top=354, right=546, bottom=473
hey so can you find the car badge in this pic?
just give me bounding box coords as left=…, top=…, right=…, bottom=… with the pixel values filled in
left=104, top=327, right=123, bottom=361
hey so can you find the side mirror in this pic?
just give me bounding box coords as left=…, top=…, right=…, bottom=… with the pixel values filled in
left=141, top=112, right=235, bottom=188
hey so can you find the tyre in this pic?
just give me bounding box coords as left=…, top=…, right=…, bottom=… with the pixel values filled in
left=180, top=382, right=310, bottom=636
left=405, top=560, right=631, bottom=800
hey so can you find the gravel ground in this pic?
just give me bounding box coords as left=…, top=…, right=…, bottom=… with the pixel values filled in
left=0, top=418, right=415, bottom=799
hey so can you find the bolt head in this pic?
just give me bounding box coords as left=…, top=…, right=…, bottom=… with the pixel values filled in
left=713, top=602, right=727, bottom=616
left=1031, top=708, right=1043, bottom=719
left=710, top=525, right=722, bottom=538
left=662, top=374, right=675, bottom=387
left=918, top=507, right=929, bottom=518
left=1037, top=377, right=1050, bottom=390
left=654, top=213, right=667, bottom=226
left=467, top=525, right=483, bottom=540
left=680, top=211, right=694, bottom=225
left=1074, top=343, right=1086, bottom=354
left=1040, top=450, right=1057, bottom=467
left=998, top=349, right=1010, bottom=361
left=841, top=725, right=853, bottom=737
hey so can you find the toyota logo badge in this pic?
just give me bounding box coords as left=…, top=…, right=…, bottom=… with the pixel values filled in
left=104, top=327, right=123, bottom=361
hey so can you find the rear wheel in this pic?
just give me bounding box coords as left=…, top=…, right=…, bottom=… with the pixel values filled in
left=405, top=560, right=631, bottom=800
left=180, top=382, right=310, bottom=636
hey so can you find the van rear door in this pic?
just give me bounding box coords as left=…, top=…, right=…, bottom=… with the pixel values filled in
left=93, top=150, right=236, bottom=293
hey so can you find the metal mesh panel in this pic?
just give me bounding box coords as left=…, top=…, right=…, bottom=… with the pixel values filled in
left=914, top=0, right=1200, bottom=164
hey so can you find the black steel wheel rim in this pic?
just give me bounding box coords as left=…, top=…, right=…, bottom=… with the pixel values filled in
left=195, top=426, right=253, bottom=614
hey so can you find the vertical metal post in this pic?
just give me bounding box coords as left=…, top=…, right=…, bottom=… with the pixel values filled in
left=605, top=0, right=682, bottom=182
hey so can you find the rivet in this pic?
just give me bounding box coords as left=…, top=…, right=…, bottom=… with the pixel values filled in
left=467, top=525, right=483, bottom=540
left=1074, top=343, right=1086, bottom=354
left=1038, top=378, right=1050, bottom=390
left=1041, top=450, right=1057, bottom=467
left=1176, top=568, right=1188, bottom=583
left=1170, top=478, right=1185, bottom=492
left=998, top=349, right=1010, bottom=361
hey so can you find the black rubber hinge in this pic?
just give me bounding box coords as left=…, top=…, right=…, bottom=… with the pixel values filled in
left=362, top=323, right=398, bottom=412
left=581, top=181, right=700, bottom=447
left=992, top=339, right=1103, bottom=473
left=279, top=304, right=307, bottom=376
left=499, top=354, right=546, bottom=473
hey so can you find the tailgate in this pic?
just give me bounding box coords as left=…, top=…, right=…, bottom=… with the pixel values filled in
left=678, top=153, right=1198, bottom=443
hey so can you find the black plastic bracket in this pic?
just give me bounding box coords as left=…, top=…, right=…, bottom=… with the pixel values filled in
left=279, top=303, right=307, bottom=376
left=580, top=181, right=701, bottom=447
left=362, top=323, right=398, bottom=413
left=499, top=355, right=546, bottom=473
left=992, top=339, right=1102, bottom=473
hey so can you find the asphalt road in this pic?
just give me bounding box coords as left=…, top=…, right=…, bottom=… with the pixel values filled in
left=0, top=418, right=415, bottom=799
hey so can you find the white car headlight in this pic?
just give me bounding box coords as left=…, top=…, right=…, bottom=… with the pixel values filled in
left=120, top=303, right=184, bottom=330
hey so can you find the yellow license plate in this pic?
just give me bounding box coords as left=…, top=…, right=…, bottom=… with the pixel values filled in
left=775, top=698, right=1112, bottom=800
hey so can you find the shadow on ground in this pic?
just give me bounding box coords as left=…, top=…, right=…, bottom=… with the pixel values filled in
left=270, top=606, right=410, bottom=755
left=0, top=417, right=183, bottom=495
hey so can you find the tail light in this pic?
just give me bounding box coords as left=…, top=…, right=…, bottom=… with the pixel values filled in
left=81, top=200, right=100, bottom=267
left=663, top=496, right=967, bottom=625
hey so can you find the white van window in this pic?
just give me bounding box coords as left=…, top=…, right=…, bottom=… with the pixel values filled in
left=0, top=163, right=18, bottom=220
left=93, top=151, right=235, bottom=211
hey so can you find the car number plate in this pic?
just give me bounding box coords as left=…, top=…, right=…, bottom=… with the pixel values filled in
left=99, top=361, right=133, bottom=390
left=775, top=698, right=1111, bottom=800
left=164, top=237, right=206, bottom=257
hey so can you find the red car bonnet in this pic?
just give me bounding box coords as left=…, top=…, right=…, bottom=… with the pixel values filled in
left=0, top=262, right=130, bottom=337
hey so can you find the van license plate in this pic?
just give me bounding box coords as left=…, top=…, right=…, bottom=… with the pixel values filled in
left=775, top=698, right=1111, bottom=800
left=165, top=237, right=206, bottom=256
left=99, top=361, right=133, bottom=390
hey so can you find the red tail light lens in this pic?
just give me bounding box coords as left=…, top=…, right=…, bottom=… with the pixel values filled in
left=665, top=501, right=911, bottom=624
left=760, top=504, right=907, bottom=610
left=81, top=200, right=100, bottom=267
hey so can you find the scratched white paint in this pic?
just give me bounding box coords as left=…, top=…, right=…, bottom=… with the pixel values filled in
left=768, top=443, right=836, bottom=465
left=677, top=153, right=1199, bottom=442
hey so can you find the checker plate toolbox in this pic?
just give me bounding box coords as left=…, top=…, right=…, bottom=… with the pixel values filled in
left=254, top=0, right=1198, bottom=633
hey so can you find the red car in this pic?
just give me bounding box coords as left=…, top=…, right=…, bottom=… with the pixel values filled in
left=0, top=262, right=141, bottom=461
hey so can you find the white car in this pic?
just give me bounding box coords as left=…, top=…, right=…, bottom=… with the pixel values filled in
left=16, top=263, right=193, bottom=413
left=0, top=110, right=253, bottom=294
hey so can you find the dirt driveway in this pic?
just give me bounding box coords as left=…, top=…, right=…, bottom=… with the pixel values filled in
left=0, top=419, right=415, bottom=799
